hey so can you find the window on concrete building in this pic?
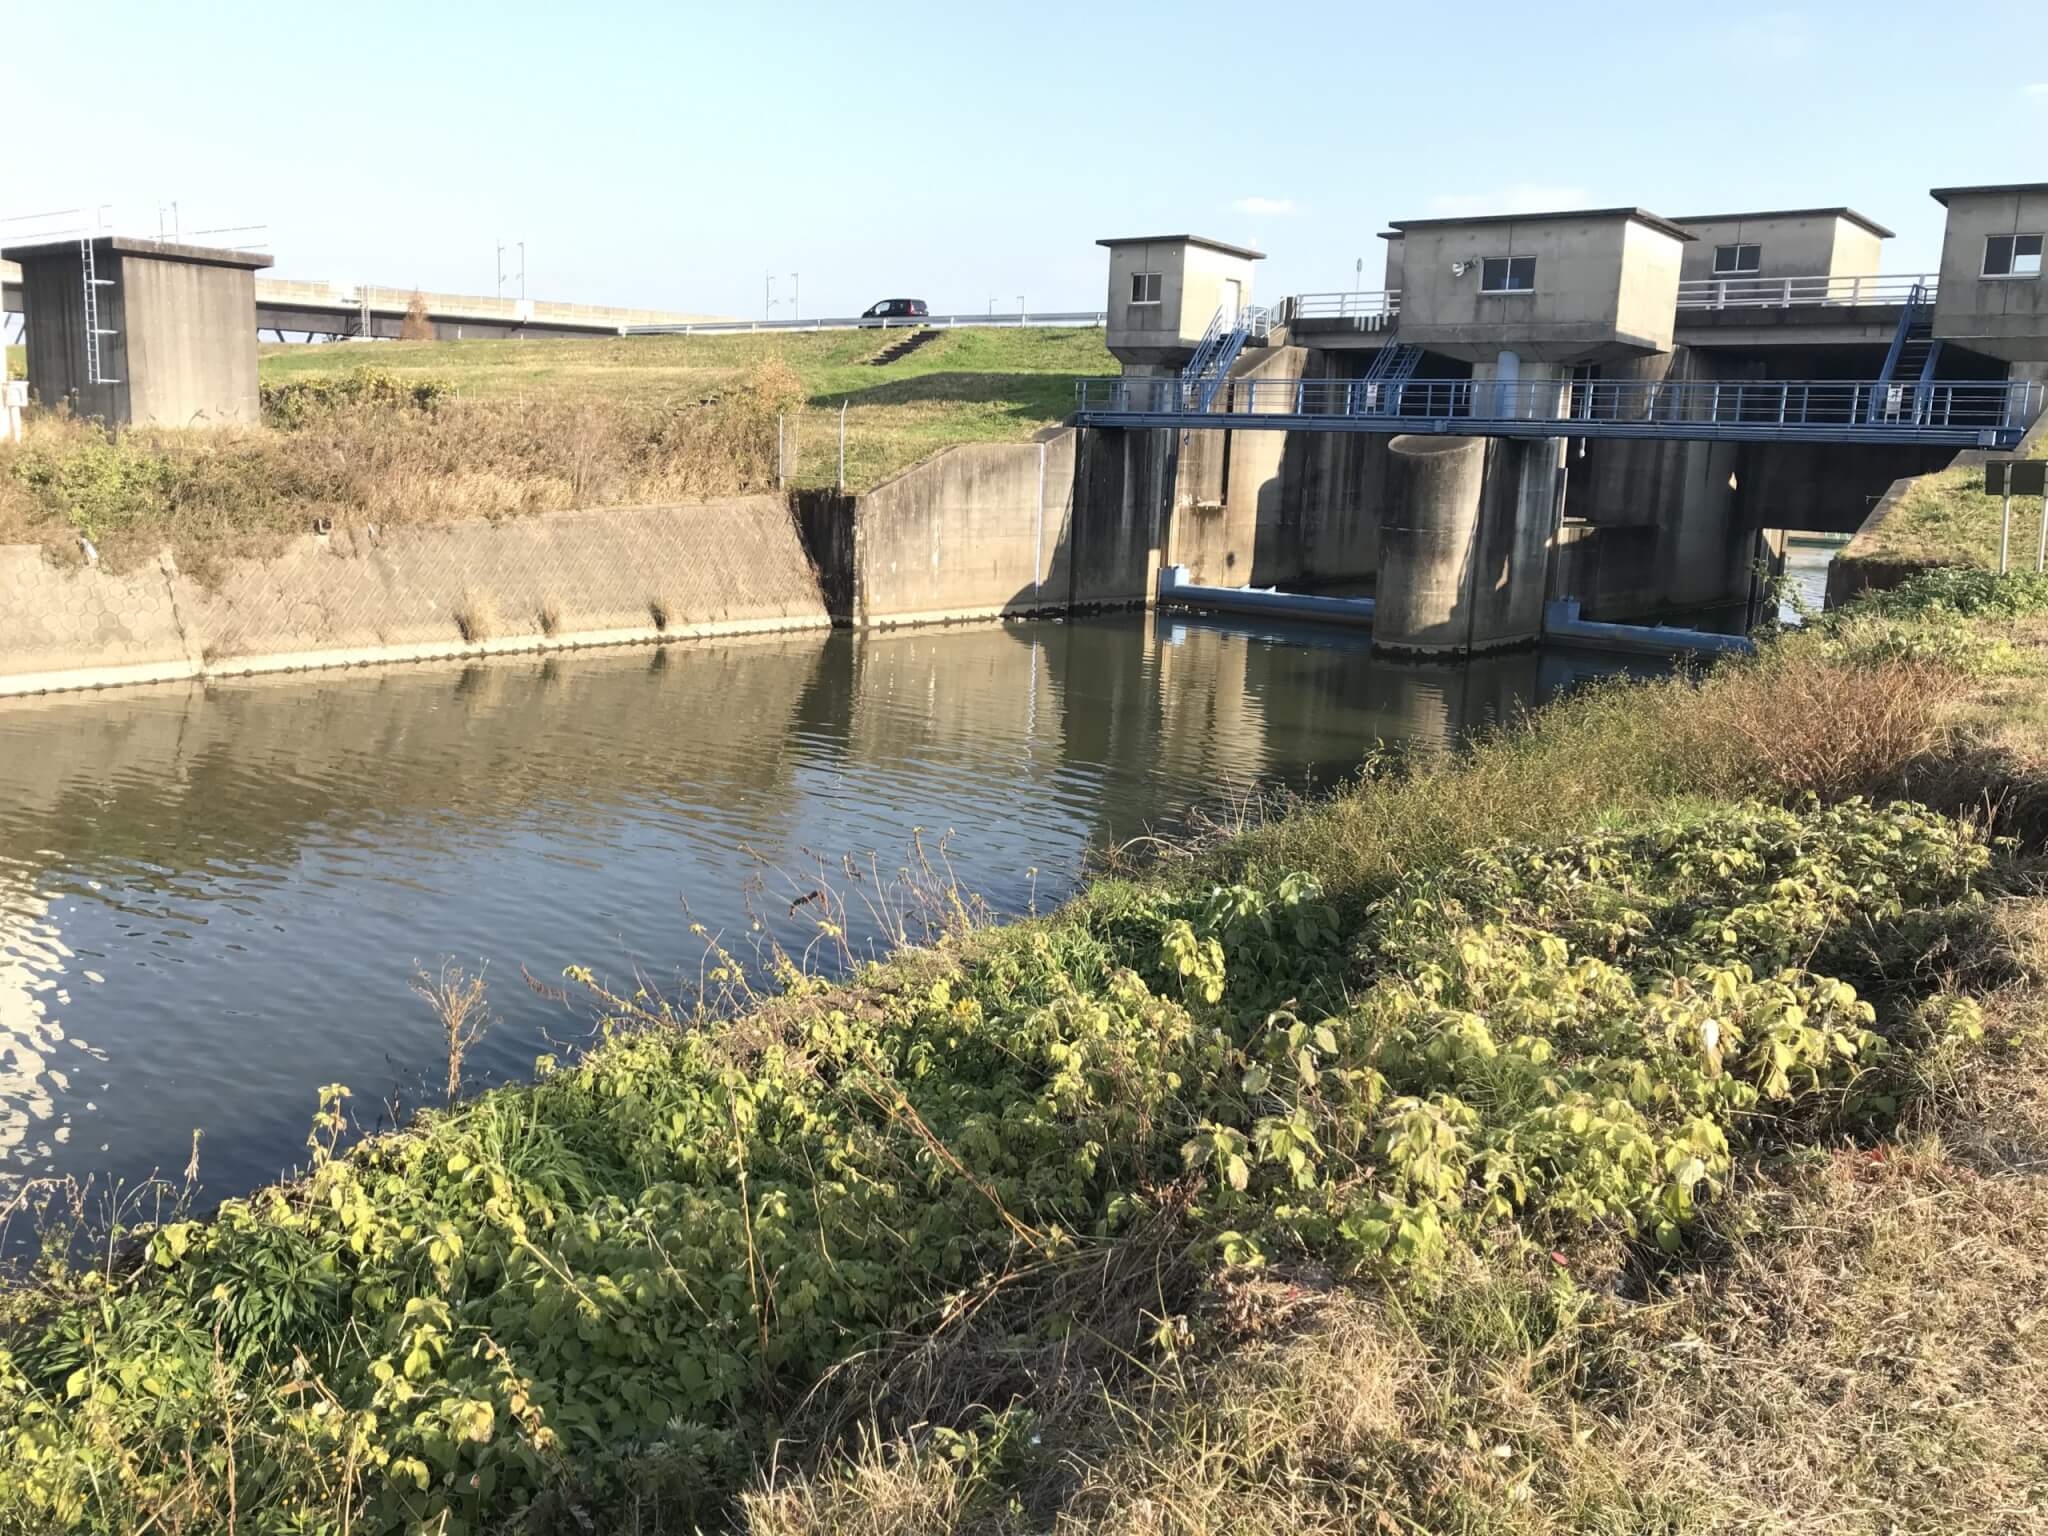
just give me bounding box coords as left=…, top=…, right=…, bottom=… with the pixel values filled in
left=1481, top=256, right=1536, bottom=293
left=1129, top=272, right=1163, bottom=305
left=1984, top=234, right=2044, bottom=278
left=1713, top=243, right=1762, bottom=275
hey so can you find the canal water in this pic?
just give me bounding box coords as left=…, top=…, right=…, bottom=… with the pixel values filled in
left=0, top=615, right=1654, bottom=1218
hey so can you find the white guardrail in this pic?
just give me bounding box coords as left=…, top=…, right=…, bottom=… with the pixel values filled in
left=1288, top=291, right=1401, bottom=325
left=622, top=311, right=1107, bottom=336
left=615, top=272, right=1935, bottom=340
left=1675, top=273, right=1936, bottom=310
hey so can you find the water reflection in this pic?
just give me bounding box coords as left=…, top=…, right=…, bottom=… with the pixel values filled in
left=0, top=616, right=1655, bottom=1208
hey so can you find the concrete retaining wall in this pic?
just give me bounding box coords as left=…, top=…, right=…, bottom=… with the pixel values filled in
left=0, top=497, right=831, bottom=696
left=852, top=431, right=1077, bottom=624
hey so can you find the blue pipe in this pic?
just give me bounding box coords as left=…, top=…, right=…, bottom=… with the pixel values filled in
left=1155, top=568, right=1753, bottom=656
left=1157, top=566, right=1374, bottom=626
left=1541, top=599, right=1753, bottom=656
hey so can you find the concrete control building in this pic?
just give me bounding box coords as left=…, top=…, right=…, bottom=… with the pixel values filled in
left=2, top=237, right=271, bottom=427
left=1081, top=181, right=2048, bottom=654
left=1098, top=234, right=1263, bottom=367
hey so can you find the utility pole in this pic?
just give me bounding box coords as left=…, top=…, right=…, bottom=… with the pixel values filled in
left=765, top=272, right=776, bottom=319
left=790, top=272, right=800, bottom=322
left=517, top=241, right=526, bottom=300
left=496, top=240, right=506, bottom=297
left=1354, top=256, right=1363, bottom=292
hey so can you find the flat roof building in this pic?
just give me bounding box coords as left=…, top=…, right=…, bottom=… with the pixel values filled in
left=1929, top=183, right=2048, bottom=362
left=2, top=237, right=272, bottom=427
left=1098, top=234, right=1263, bottom=368
left=1670, top=208, right=1892, bottom=291
left=1383, top=208, right=1690, bottom=363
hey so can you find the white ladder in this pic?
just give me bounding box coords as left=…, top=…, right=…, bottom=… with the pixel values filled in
left=80, top=237, right=121, bottom=384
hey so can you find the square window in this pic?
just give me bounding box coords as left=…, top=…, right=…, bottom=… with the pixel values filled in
left=1984, top=234, right=2044, bottom=278
left=1481, top=256, right=1536, bottom=293
left=1713, top=243, right=1761, bottom=275
left=1129, top=272, right=1162, bottom=305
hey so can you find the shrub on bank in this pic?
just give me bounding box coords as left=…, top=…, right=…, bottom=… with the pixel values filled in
left=0, top=363, right=803, bottom=573
left=0, top=794, right=1994, bottom=1532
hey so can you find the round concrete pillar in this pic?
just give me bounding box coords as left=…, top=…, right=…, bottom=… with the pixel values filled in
left=1373, top=434, right=1489, bottom=656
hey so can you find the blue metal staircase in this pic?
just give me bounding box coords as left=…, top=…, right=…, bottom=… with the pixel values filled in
left=1181, top=305, right=1263, bottom=411
left=1868, top=282, right=1942, bottom=422
left=1359, top=342, right=1423, bottom=412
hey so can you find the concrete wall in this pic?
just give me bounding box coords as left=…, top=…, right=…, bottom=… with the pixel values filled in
left=1391, top=213, right=1684, bottom=362
left=851, top=433, right=1075, bottom=624
left=0, top=498, right=830, bottom=696
left=1933, top=188, right=2048, bottom=361
left=1161, top=346, right=1303, bottom=587
left=1253, top=348, right=1390, bottom=587
left=1103, top=240, right=1189, bottom=361
left=1674, top=213, right=1886, bottom=284
left=1071, top=426, right=1172, bottom=608
left=121, top=251, right=262, bottom=426
left=1180, top=242, right=1257, bottom=333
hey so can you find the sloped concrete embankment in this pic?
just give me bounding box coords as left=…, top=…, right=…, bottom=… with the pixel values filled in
left=0, top=497, right=831, bottom=697
left=1828, top=399, right=2048, bottom=607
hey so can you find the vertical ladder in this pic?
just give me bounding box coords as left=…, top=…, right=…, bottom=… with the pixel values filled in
left=79, top=237, right=121, bottom=385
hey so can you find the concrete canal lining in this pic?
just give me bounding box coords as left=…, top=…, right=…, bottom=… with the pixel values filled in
left=0, top=497, right=832, bottom=697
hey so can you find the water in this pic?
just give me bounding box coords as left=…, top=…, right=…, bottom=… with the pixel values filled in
left=0, top=616, right=1653, bottom=1214
left=1779, top=537, right=1844, bottom=620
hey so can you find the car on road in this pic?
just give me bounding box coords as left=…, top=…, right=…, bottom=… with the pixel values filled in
left=859, top=298, right=929, bottom=326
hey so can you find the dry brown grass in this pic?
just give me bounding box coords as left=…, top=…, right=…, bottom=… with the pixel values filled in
left=453, top=588, right=499, bottom=644
left=0, top=360, right=804, bottom=575
left=1683, top=652, right=1966, bottom=799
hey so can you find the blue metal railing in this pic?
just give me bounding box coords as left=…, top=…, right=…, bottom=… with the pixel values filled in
left=1074, top=374, right=2044, bottom=447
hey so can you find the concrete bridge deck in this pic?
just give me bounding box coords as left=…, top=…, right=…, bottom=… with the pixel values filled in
left=1, top=260, right=722, bottom=341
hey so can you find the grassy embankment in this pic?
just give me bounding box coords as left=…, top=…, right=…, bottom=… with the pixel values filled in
left=6, top=567, right=2048, bottom=1532
left=1835, top=424, right=2048, bottom=581
left=0, top=328, right=1112, bottom=575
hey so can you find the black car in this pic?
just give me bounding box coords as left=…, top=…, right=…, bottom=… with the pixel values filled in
left=859, top=298, right=929, bottom=326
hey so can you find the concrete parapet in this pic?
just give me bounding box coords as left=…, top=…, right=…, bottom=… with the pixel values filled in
left=0, top=498, right=830, bottom=697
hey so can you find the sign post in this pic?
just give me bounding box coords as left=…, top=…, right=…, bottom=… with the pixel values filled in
left=1985, top=460, right=2048, bottom=574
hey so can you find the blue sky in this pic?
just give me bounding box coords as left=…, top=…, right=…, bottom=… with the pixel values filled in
left=4, top=0, right=2044, bottom=318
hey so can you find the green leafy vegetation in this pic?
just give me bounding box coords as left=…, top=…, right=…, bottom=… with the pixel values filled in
left=13, top=569, right=2048, bottom=1530
left=0, top=567, right=2032, bottom=1533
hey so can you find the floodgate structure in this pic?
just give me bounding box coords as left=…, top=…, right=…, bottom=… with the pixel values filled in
left=1071, top=183, right=2048, bottom=653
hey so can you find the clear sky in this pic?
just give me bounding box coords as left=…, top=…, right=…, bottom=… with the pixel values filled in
left=4, top=0, right=2043, bottom=318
